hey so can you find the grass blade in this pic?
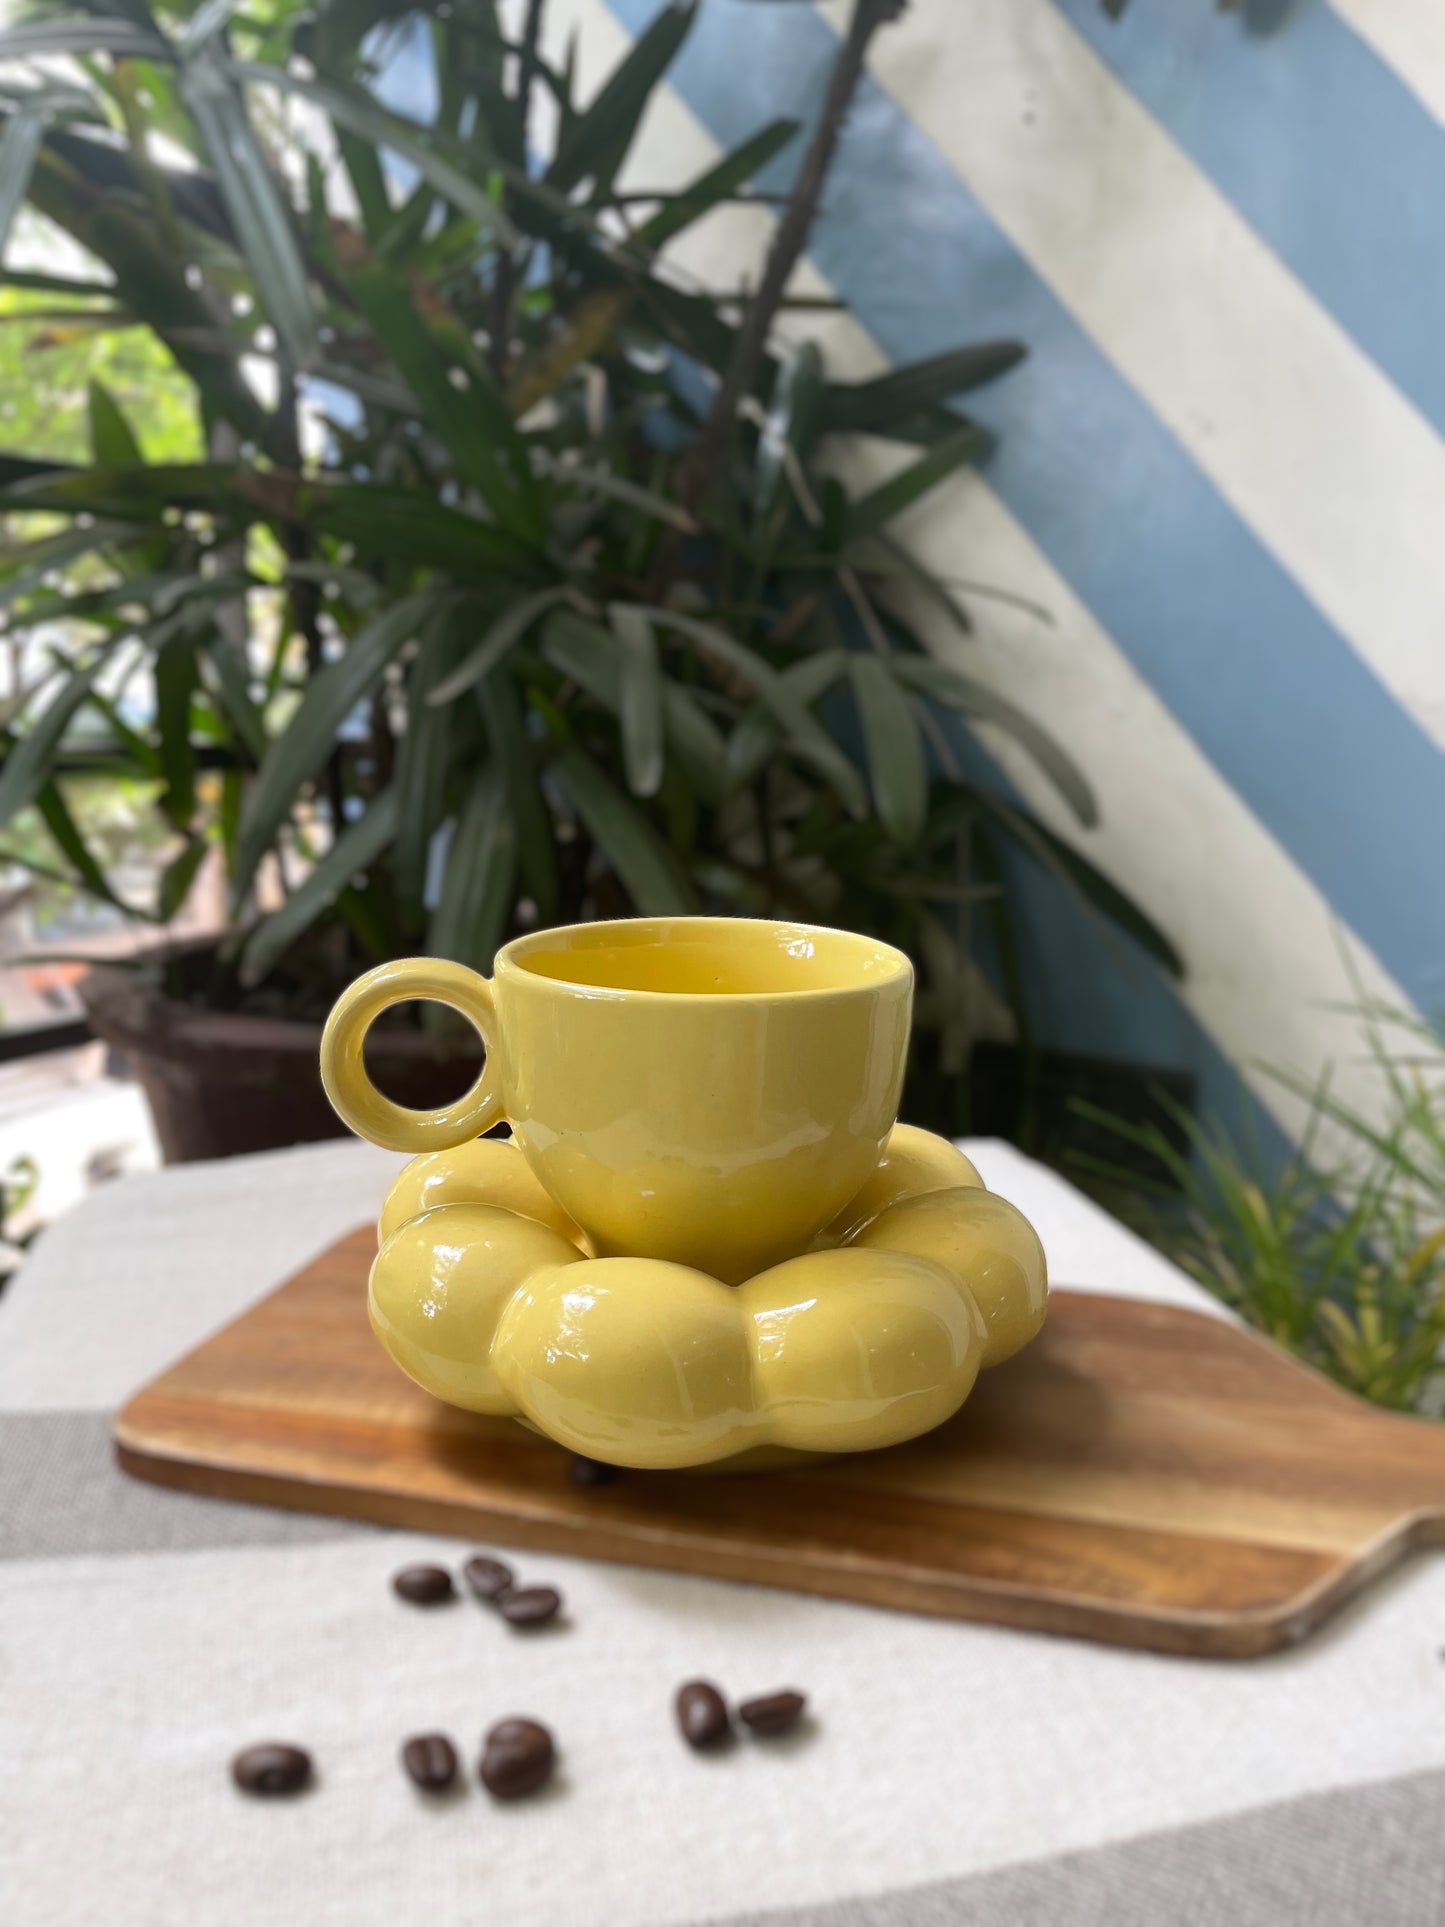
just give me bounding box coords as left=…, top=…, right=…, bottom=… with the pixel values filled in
left=0, top=109, right=45, bottom=262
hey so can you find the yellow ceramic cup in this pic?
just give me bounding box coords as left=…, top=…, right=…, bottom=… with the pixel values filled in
left=321, top=916, right=913, bottom=1282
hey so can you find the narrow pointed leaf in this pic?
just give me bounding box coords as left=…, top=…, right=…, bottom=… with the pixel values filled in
left=968, top=786, right=1182, bottom=977
left=891, top=654, right=1096, bottom=826
left=158, top=836, right=209, bottom=920
left=550, top=745, right=696, bottom=915
left=179, top=50, right=319, bottom=369
left=202, top=633, right=267, bottom=761
left=639, top=606, right=868, bottom=817
left=0, top=19, right=169, bottom=58
left=548, top=1, right=696, bottom=195
left=852, top=655, right=926, bottom=845
left=154, top=632, right=198, bottom=828
left=754, top=339, right=823, bottom=529
left=429, top=588, right=573, bottom=708
left=35, top=777, right=129, bottom=910
left=226, top=63, right=517, bottom=246
left=724, top=649, right=850, bottom=790
left=428, top=764, right=515, bottom=970
left=476, top=672, right=558, bottom=925
left=87, top=379, right=143, bottom=467
left=847, top=426, right=988, bottom=540
left=636, top=117, right=798, bottom=249
left=609, top=604, right=663, bottom=797
left=395, top=607, right=455, bottom=926
left=0, top=659, right=106, bottom=828
left=821, top=342, right=1025, bottom=436
left=233, top=589, right=439, bottom=902
left=0, top=109, right=46, bottom=262
left=244, top=789, right=401, bottom=982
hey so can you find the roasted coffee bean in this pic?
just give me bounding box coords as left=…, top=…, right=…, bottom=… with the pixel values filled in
left=479, top=1717, right=555, bottom=1800
left=231, top=1742, right=312, bottom=1796
left=498, top=1584, right=561, bottom=1627
left=392, top=1563, right=454, bottom=1605
left=401, top=1733, right=459, bottom=1793
left=675, top=1680, right=730, bottom=1751
left=462, top=1554, right=514, bottom=1602
left=738, top=1690, right=806, bottom=1737
left=569, top=1455, right=622, bottom=1487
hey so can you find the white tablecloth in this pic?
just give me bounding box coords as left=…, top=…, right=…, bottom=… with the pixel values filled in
left=2, top=1138, right=1442, bottom=1926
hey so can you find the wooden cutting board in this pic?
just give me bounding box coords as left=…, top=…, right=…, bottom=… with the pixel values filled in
left=114, top=1227, right=1445, bottom=1658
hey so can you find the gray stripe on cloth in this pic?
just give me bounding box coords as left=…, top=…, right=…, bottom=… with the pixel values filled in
left=704, top=1765, right=1445, bottom=1927
left=0, top=1411, right=377, bottom=1559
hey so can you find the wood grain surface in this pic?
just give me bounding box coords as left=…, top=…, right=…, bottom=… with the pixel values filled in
left=114, top=1227, right=1445, bottom=1657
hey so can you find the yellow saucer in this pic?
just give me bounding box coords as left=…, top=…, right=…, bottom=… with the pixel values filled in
left=368, top=1125, right=1047, bottom=1471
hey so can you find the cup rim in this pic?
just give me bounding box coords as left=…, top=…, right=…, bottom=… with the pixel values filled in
left=494, top=915, right=913, bottom=1003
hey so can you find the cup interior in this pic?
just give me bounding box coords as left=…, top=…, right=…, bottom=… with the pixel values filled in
left=507, top=918, right=909, bottom=998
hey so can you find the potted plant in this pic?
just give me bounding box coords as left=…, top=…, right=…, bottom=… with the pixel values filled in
left=0, top=0, right=1178, bottom=1160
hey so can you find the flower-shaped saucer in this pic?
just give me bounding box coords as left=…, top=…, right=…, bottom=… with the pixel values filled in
left=367, top=1124, right=1047, bottom=1472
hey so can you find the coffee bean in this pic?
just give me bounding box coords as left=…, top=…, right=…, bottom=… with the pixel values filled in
left=231, top=1742, right=312, bottom=1796
left=392, top=1563, right=454, bottom=1606
left=402, top=1733, right=459, bottom=1793
left=462, top=1554, right=514, bottom=1602
left=675, top=1680, right=730, bottom=1750
left=479, top=1717, right=555, bottom=1800
left=569, top=1455, right=622, bottom=1487
left=738, top=1690, right=806, bottom=1737
left=499, top=1585, right=561, bottom=1628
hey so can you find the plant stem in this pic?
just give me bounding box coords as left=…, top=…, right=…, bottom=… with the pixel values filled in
left=674, top=0, right=906, bottom=528
left=491, top=0, right=545, bottom=385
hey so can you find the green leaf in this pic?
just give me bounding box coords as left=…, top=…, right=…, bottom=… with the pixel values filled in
left=244, top=788, right=401, bottom=983
left=0, top=522, right=141, bottom=614
left=226, top=62, right=517, bottom=247
left=662, top=685, right=729, bottom=806
left=847, top=426, right=988, bottom=540
left=639, top=606, right=868, bottom=817
left=34, top=776, right=130, bottom=911
left=0, top=109, right=46, bottom=262
left=428, top=763, right=515, bottom=971
left=724, top=649, right=851, bottom=790
left=821, top=342, right=1025, bottom=437
left=548, top=1, right=696, bottom=195
left=550, top=745, right=696, bottom=915
left=86, top=379, right=143, bottom=467
left=232, top=588, right=440, bottom=903
left=332, top=247, right=541, bottom=542
left=0, top=19, right=169, bottom=59
left=891, top=655, right=1097, bottom=826
left=394, top=605, right=455, bottom=927
left=851, top=655, right=926, bottom=845
left=968, top=786, right=1183, bottom=978
left=201, top=633, right=267, bottom=762
left=158, top=836, right=209, bottom=920
left=154, top=631, right=198, bottom=828
left=475, top=670, right=558, bottom=926
left=635, top=117, right=798, bottom=249
left=754, top=339, right=823, bottom=532
left=178, top=48, right=319, bottom=369
left=428, top=587, right=574, bottom=708
left=0, top=659, right=106, bottom=829
left=179, top=0, right=245, bottom=56
left=609, top=603, right=663, bottom=798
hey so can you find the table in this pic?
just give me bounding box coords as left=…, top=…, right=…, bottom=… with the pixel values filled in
left=2, top=1138, right=1442, bottom=1926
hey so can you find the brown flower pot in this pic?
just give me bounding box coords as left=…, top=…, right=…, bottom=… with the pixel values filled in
left=79, top=949, right=481, bottom=1165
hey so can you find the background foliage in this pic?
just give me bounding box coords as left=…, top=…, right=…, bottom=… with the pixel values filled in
left=0, top=0, right=1178, bottom=1121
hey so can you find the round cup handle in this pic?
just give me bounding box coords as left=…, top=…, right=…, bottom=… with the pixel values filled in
left=319, top=957, right=504, bottom=1154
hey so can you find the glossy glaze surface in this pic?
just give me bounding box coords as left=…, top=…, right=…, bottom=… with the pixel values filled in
left=367, top=1124, right=1046, bottom=1468
left=324, top=917, right=913, bottom=1281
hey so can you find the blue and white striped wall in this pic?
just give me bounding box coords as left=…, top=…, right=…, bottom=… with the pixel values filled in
left=386, top=0, right=1445, bottom=1147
